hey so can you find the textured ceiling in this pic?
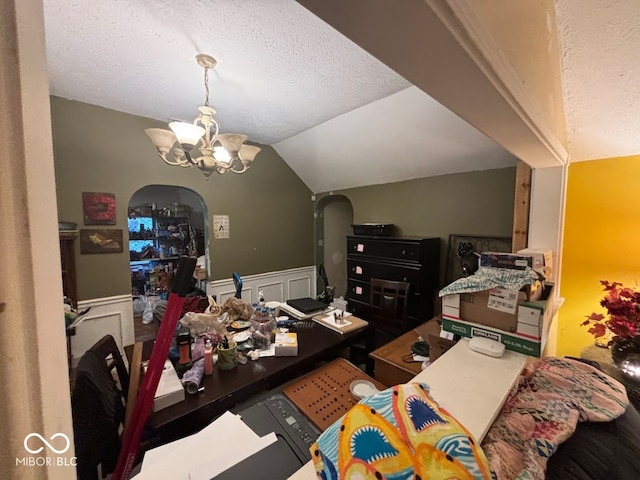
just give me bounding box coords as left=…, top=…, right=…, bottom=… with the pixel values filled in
left=43, top=0, right=410, bottom=145
left=42, top=0, right=517, bottom=191
left=556, top=0, right=640, bottom=161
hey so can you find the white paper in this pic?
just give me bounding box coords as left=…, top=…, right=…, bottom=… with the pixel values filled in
left=154, top=360, right=182, bottom=398
left=318, top=310, right=353, bottom=329
left=189, top=433, right=277, bottom=480
left=258, top=344, right=276, bottom=357
left=133, top=411, right=275, bottom=480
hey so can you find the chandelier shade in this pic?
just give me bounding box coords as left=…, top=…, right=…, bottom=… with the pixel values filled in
left=145, top=54, right=261, bottom=179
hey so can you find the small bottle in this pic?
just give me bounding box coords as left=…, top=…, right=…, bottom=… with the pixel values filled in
left=258, top=291, right=265, bottom=309
left=204, top=339, right=214, bottom=376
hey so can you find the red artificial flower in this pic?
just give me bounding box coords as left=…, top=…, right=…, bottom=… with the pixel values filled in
left=584, top=281, right=640, bottom=341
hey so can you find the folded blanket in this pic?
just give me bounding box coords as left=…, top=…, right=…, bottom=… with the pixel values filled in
left=481, top=357, right=628, bottom=480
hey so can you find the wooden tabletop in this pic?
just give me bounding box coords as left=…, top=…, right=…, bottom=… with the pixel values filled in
left=368, top=327, right=423, bottom=377
left=126, top=321, right=368, bottom=446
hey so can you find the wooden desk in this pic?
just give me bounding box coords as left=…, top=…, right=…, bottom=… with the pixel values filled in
left=126, top=322, right=367, bottom=446
left=368, top=328, right=423, bottom=386
left=368, top=319, right=444, bottom=387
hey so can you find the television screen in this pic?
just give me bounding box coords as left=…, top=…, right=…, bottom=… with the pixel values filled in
left=129, top=239, right=154, bottom=253
left=128, top=216, right=153, bottom=233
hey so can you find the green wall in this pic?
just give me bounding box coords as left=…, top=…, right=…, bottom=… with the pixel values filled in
left=320, top=167, right=516, bottom=285
left=51, top=97, right=314, bottom=300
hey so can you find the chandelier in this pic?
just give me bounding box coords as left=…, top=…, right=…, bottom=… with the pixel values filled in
left=145, top=54, right=261, bottom=180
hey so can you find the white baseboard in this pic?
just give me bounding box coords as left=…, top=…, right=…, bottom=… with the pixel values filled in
left=73, top=294, right=134, bottom=364
left=207, top=266, right=317, bottom=305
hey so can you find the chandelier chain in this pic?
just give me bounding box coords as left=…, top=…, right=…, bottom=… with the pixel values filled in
left=204, top=67, right=210, bottom=107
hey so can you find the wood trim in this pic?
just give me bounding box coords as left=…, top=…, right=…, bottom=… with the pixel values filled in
left=438, top=0, right=569, bottom=166
left=512, top=161, right=532, bottom=252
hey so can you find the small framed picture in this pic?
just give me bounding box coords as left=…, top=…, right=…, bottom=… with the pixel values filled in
left=82, top=192, right=116, bottom=225
left=80, top=229, right=123, bottom=254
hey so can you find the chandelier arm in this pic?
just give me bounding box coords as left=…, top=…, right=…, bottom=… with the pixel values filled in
left=229, top=164, right=249, bottom=174
left=158, top=152, right=189, bottom=167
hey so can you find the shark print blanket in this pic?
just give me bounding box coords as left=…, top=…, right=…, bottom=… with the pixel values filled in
left=309, top=382, right=493, bottom=480
left=481, top=357, right=628, bottom=480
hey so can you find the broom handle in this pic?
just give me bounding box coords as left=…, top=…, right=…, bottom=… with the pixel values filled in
left=113, top=256, right=196, bottom=480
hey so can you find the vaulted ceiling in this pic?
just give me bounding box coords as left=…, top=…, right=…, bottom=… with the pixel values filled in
left=42, top=0, right=640, bottom=192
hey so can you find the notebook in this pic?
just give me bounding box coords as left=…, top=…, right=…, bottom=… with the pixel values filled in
left=286, top=297, right=328, bottom=314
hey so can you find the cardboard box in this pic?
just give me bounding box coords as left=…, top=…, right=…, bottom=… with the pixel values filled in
left=441, top=316, right=549, bottom=357
left=274, top=332, right=298, bottom=356
left=443, top=289, right=526, bottom=333
left=152, top=360, right=185, bottom=412
left=442, top=284, right=553, bottom=338
left=480, top=252, right=533, bottom=270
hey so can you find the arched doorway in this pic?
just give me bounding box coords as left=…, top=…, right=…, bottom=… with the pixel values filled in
left=315, top=195, right=353, bottom=300
left=127, top=185, right=207, bottom=339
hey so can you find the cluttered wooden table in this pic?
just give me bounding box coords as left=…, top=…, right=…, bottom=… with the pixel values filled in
left=125, top=319, right=368, bottom=446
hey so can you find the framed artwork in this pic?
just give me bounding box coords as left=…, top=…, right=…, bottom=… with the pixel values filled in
left=80, top=229, right=123, bottom=254
left=444, top=234, right=512, bottom=286
left=82, top=192, right=116, bottom=225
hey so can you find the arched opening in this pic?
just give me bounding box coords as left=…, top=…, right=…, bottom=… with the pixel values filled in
left=128, top=185, right=208, bottom=341
left=315, top=195, right=354, bottom=301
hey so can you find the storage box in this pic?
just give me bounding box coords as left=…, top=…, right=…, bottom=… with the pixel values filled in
left=517, top=248, right=554, bottom=280
left=479, top=252, right=533, bottom=270
left=151, top=360, right=185, bottom=412
left=442, top=284, right=553, bottom=338
left=350, top=223, right=395, bottom=236
left=443, top=289, right=524, bottom=333
left=441, top=284, right=555, bottom=357
left=441, top=316, right=549, bottom=357
left=274, top=332, right=298, bottom=356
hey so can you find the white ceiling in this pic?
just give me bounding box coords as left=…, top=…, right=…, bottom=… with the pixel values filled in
left=43, top=0, right=640, bottom=192
left=555, top=0, right=640, bottom=162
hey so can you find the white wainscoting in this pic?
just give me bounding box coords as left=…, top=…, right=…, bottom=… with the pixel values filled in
left=207, top=266, right=317, bottom=305
left=72, top=294, right=135, bottom=364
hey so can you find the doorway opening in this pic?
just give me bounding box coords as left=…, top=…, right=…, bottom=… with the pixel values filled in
left=314, top=195, right=353, bottom=302
left=128, top=185, right=208, bottom=342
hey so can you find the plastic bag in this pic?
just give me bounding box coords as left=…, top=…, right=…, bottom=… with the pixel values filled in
left=142, top=295, right=159, bottom=325
left=132, top=296, right=146, bottom=315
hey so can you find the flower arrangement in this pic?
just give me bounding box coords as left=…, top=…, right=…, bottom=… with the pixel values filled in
left=583, top=280, right=640, bottom=341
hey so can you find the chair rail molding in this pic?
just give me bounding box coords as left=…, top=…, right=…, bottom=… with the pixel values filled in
left=74, top=294, right=134, bottom=364
left=208, top=266, right=317, bottom=305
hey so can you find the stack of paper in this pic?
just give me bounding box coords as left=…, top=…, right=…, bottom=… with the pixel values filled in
left=133, top=411, right=276, bottom=479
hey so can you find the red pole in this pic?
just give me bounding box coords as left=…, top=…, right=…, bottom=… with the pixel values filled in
left=113, top=256, right=196, bottom=480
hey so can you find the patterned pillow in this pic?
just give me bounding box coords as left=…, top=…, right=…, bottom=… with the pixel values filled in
left=309, top=382, right=493, bottom=480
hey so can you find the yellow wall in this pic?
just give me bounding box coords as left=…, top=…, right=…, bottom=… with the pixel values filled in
left=559, top=155, right=640, bottom=357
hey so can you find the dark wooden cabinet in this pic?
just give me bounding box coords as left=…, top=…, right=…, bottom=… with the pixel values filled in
left=346, top=235, right=440, bottom=333
left=60, top=230, right=78, bottom=307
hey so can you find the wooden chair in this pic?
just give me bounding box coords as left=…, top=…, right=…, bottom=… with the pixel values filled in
left=369, top=278, right=411, bottom=336
left=349, top=279, right=411, bottom=375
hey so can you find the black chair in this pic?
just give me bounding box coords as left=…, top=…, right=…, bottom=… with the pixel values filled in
left=72, top=335, right=128, bottom=479
left=232, top=272, right=243, bottom=299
